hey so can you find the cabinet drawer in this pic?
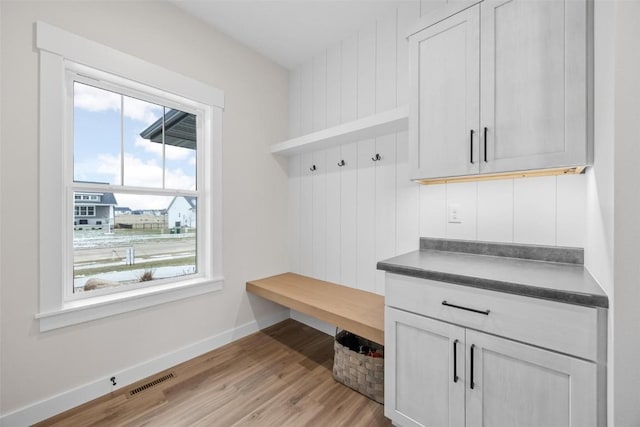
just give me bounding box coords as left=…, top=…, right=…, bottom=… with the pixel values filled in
left=385, top=273, right=599, bottom=361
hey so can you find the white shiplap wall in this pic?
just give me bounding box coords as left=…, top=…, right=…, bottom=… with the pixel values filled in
left=287, top=4, right=587, bottom=295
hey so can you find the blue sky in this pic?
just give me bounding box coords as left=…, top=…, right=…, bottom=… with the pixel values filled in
left=73, top=82, right=196, bottom=209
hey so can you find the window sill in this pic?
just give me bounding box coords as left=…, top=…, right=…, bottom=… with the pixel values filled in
left=36, top=277, right=224, bottom=332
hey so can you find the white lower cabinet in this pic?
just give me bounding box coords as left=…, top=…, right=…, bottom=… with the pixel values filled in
left=386, top=305, right=599, bottom=427
left=465, top=329, right=597, bottom=427
left=386, top=308, right=465, bottom=427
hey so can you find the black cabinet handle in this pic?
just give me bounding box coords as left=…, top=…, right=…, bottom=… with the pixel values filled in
left=372, top=153, right=381, bottom=162
left=470, top=130, right=475, bottom=164
left=470, top=344, right=476, bottom=390
left=442, top=300, right=490, bottom=316
left=483, top=127, right=488, bottom=162
left=453, top=339, right=459, bottom=383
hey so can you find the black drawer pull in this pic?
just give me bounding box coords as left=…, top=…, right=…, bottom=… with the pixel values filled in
left=453, top=339, right=459, bottom=383
left=470, top=344, right=476, bottom=389
left=470, top=129, right=475, bottom=164
left=442, top=300, right=490, bottom=316
left=483, top=127, right=488, bottom=162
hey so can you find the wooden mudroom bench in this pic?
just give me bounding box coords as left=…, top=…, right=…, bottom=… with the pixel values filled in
left=246, top=273, right=384, bottom=344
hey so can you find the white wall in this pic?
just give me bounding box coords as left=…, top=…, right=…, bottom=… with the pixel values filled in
left=287, top=3, right=587, bottom=295
left=0, top=2, right=3, bottom=416
left=586, top=1, right=615, bottom=425
left=612, top=2, right=640, bottom=425
left=0, top=0, right=289, bottom=420
left=587, top=2, right=640, bottom=425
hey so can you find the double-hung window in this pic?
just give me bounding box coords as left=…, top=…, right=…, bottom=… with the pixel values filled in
left=36, top=22, right=224, bottom=331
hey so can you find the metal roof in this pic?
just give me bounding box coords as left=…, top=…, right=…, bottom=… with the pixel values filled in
left=139, top=109, right=196, bottom=150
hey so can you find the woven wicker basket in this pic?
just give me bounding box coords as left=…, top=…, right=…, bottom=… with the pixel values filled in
left=332, top=330, right=384, bottom=404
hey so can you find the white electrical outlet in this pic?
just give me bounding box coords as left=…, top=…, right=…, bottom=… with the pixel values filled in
left=448, top=204, right=461, bottom=223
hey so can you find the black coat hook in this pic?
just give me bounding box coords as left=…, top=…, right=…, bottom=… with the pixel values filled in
left=372, top=153, right=381, bottom=162
left=337, top=160, right=346, bottom=167
left=310, top=165, right=317, bottom=172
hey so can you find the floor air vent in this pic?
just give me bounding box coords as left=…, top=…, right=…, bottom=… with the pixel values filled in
left=128, top=372, right=175, bottom=397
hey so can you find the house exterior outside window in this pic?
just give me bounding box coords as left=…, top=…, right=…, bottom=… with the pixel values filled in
left=73, top=190, right=117, bottom=228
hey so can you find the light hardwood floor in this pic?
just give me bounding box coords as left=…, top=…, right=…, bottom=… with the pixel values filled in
left=36, top=320, right=391, bottom=426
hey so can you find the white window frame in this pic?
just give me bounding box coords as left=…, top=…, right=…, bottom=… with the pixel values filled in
left=36, top=22, right=224, bottom=331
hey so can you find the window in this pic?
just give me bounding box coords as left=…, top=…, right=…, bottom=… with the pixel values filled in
left=75, top=194, right=101, bottom=202
left=36, top=22, right=224, bottom=331
left=70, top=78, right=201, bottom=295
left=74, top=206, right=96, bottom=217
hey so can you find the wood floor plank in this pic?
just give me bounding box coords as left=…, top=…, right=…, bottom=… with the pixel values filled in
left=37, top=319, right=391, bottom=427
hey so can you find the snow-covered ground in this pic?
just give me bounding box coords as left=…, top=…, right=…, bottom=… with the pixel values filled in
left=74, top=265, right=196, bottom=290
left=73, top=229, right=196, bottom=291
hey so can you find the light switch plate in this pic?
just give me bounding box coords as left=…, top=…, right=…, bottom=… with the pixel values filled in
left=448, top=204, right=461, bottom=223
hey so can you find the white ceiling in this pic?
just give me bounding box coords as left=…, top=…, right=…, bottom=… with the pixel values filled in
left=170, top=1, right=420, bottom=70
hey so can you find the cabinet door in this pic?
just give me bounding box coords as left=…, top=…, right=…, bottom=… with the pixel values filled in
left=466, top=329, right=597, bottom=427
left=385, top=307, right=465, bottom=427
left=409, top=5, right=480, bottom=180
left=480, top=0, right=590, bottom=173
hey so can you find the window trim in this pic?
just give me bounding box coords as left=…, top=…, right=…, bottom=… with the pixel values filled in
left=36, top=21, right=224, bottom=331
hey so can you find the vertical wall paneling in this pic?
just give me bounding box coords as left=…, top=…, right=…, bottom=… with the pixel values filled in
left=312, top=52, right=327, bottom=132
left=396, top=131, right=420, bottom=254
left=513, top=176, right=557, bottom=246
left=356, top=139, right=376, bottom=292
left=477, top=179, right=514, bottom=243
left=397, top=3, right=421, bottom=107
left=287, top=4, right=588, bottom=300
left=376, top=11, right=398, bottom=113
left=373, top=10, right=400, bottom=294
left=445, top=182, right=478, bottom=240
left=421, top=0, right=449, bottom=17
left=420, top=184, right=447, bottom=238
left=374, top=135, right=397, bottom=294
left=312, top=150, right=327, bottom=279
left=556, top=174, right=586, bottom=248
left=357, top=23, right=377, bottom=118
left=326, top=43, right=342, bottom=128
left=289, top=67, right=301, bottom=138
left=340, top=143, right=358, bottom=288
left=289, top=155, right=302, bottom=273
left=341, top=35, right=358, bottom=123
left=299, top=152, right=314, bottom=276
left=325, top=146, right=342, bottom=283
left=300, top=62, right=313, bottom=135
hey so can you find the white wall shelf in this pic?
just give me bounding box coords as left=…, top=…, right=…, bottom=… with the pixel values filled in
left=271, top=105, right=408, bottom=156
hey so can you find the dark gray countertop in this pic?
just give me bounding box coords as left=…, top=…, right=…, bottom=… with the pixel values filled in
left=377, top=239, right=608, bottom=308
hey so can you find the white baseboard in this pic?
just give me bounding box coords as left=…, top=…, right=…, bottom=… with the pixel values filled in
left=0, top=310, right=289, bottom=427
left=290, top=310, right=335, bottom=336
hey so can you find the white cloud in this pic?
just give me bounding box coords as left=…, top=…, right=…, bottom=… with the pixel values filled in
left=96, top=153, right=196, bottom=194
left=123, top=96, right=163, bottom=125
left=74, top=82, right=162, bottom=125
left=74, top=83, right=120, bottom=112
left=113, top=193, right=173, bottom=211
left=133, top=136, right=195, bottom=162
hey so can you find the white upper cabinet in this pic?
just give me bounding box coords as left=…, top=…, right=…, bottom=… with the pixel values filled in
left=409, top=0, right=592, bottom=181
left=480, top=0, right=590, bottom=174
left=409, top=6, right=480, bottom=179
